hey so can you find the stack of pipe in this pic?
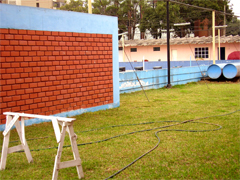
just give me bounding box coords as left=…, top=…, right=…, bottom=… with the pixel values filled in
left=207, top=64, right=226, bottom=79
left=222, top=63, right=240, bottom=79
left=207, top=63, right=240, bottom=79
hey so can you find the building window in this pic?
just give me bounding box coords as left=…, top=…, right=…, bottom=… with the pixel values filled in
left=153, top=47, right=160, bottom=51
left=119, top=47, right=123, bottom=51
left=195, top=47, right=209, bottom=59
left=130, top=48, right=137, bottom=52
left=36, top=3, right=39, bottom=7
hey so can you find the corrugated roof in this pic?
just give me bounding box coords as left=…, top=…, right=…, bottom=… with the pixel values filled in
left=119, top=35, right=240, bottom=47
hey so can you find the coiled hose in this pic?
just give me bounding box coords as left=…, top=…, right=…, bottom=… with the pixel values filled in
left=1, top=109, right=239, bottom=179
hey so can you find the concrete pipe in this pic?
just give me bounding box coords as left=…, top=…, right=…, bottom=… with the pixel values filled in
left=223, top=63, right=240, bottom=79
left=207, top=64, right=227, bottom=79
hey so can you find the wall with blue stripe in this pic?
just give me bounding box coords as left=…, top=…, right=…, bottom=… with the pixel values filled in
left=119, top=66, right=208, bottom=94
left=120, top=60, right=240, bottom=71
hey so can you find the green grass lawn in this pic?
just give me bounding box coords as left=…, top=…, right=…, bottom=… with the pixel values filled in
left=0, top=81, right=239, bottom=179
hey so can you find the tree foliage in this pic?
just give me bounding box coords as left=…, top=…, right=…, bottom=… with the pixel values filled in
left=140, top=0, right=233, bottom=39
left=59, top=0, right=234, bottom=39
left=140, top=1, right=184, bottom=39
left=92, top=0, right=111, bottom=14
left=59, top=0, right=87, bottom=12
left=226, top=17, right=240, bottom=36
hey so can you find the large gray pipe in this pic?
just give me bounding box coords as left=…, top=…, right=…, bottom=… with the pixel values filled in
left=207, top=64, right=227, bottom=79
left=223, top=63, right=240, bottom=79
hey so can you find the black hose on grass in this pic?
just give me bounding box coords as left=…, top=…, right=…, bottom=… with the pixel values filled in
left=104, top=109, right=239, bottom=179
left=1, top=110, right=239, bottom=179
left=6, top=121, right=179, bottom=146
left=104, top=121, right=222, bottom=180
left=3, top=121, right=221, bottom=151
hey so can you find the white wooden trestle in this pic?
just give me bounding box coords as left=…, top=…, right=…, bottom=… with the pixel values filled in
left=0, top=112, right=84, bottom=180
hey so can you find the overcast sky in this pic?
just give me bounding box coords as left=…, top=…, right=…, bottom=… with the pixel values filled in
left=229, top=0, right=240, bottom=19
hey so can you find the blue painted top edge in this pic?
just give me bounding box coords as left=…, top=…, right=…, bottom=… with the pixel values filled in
left=0, top=4, right=117, bottom=34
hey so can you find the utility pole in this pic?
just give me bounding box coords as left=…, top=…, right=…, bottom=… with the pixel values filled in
left=128, top=0, right=132, bottom=40
left=122, top=34, right=125, bottom=62
left=166, top=0, right=171, bottom=88
left=218, top=28, right=220, bottom=60
left=212, top=10, right=216, bottom=64
left=223, top=5, right=226, bottom=36
left=216, top=25, right=227, bottom=60
left=140, top=2, right=145, bottom=39
left=88, top=0, right=92, bottom=14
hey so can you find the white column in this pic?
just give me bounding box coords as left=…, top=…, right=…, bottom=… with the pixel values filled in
left=88, top=0, right=92, bottom=14
left=212, top=11, right=216, bottom=64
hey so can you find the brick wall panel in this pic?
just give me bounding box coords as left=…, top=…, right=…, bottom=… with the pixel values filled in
left=0, top=28, right=113, bottom=124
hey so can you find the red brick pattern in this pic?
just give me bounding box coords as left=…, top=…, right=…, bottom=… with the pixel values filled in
left=0, top=29, right=113, bottom=124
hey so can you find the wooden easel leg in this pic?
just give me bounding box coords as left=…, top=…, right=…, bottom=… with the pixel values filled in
left=15, top=119, right=33, bottom=163
left=0, top=115, right=12, bottom=170
left=52, top=123, right=67, bottom=180
left=0, top=133, right=10, bottom=170
left=68, top=124, right=84, bottom=179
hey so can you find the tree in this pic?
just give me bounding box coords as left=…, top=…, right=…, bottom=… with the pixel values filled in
left=117, top=0, right=142, bottom=40
left=59, top=0, right=234, bottom=39
left=140, top=0, right=233, bottom=39
left=104, top=0, right=121, bottom=16
left=59, top=0, right=87, bottom=13
left=226, top=17, right=240, bottom=36
left=99, top=0, right=126, bottom=36
left=176, top=0, right=233, bottom=36
left=105, top=0, right=144, bottom=40
left=140, top=4, right=160, bottom=39
left=140, top=1, right=184, bottom=39
left=92, top=0, right=111, bottom=15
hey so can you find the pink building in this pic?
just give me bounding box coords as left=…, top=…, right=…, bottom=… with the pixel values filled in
left=119, top=35, right=240, bottom=62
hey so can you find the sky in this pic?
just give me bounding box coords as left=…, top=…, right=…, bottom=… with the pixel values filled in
left=230, top=0, right=240, bottom=19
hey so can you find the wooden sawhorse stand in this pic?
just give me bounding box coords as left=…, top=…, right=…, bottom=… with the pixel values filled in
left=0, top=112, right=84, bottom=180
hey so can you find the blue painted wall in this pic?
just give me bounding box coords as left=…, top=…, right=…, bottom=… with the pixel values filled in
left=0, top=4, right=119, bottom=131
left=119, top=66, right=208, bottom=94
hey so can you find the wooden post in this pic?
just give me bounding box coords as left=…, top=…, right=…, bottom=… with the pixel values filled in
left=68, top=124, right=84, bottom=178
left=14, top=118, right=33, bottom=163
left=218, top=28, right=220, bottom=60
left=52, top=122, right=84, bottom=180
left=212, top=10, right=216, bottom=64
left=122, top=34, right=125, bottom=62
left=21, top=117, right=26, bottom=145
left=88, top=0, right=92, bottom=14
left=0, top=115, right=33, bottom=170
left=52, top=123, right=67, bottom=180
left=52, top=118, right=61, bottom=143
left=223, top=5, right=226, bottom=36
left=0, top=115, right=12, bottom=170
